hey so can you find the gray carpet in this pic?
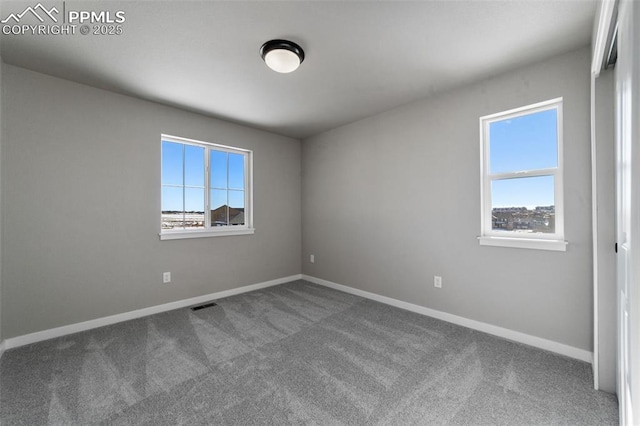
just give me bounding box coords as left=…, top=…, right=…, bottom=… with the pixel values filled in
left=0, top=280, right=618, bottom=425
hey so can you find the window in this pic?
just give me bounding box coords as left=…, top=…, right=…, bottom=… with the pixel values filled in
left=479, top=98, right=566, bottom=251
left=160, top=134, right=253, bottom=240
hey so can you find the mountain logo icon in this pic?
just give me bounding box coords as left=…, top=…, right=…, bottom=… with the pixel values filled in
left=1, top=3, right=59, bottom=24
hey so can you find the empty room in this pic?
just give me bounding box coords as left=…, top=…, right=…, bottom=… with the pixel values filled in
left=0, top=0, right=638, bottom=424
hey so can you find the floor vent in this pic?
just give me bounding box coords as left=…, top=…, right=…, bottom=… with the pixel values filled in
left=190, top=302, right=217, bottom=311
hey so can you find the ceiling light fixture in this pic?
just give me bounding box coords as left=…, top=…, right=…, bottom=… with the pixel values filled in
left=260, top=39, right=305, bottom=73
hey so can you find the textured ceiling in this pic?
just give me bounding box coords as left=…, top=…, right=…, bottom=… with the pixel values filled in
left=0, top=1, right=597, bottom=139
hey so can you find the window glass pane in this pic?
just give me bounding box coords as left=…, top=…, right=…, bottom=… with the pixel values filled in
left=161, top=186, right=184, bottom=229
left=162, top=141, right=183, bottom=186
left=161, top=137, right=251, bottom=234
left=161, top=212, right=183, bottom=230
left=184, top=187, right=204, bottom=211
left=489, top=109, right=557, bottom=174
left=228, top=190, right=245, bottom=225
left=491, top=176, right=555, bottom=233
left=162, top=186, right=183, bottom=212
left=210, top=150, right=228, bottom=189
left=228, top=153, right=245, bottom=189
left=210, top=189, right=228, bottom=226
left=184, top=187, right=204, bottom=228
left=184, top=145, right=205, bottom=187
left=228, top=190, right=244, bottom=209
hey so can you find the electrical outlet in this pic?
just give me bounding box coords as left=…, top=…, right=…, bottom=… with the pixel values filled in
left=434, top=276, right=442, bottom=288
left=310, top=254, right=315, bottom=264
left=163, top=272, right=171, bottom=283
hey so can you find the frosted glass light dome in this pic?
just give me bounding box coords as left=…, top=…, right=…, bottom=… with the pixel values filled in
left=264, top=49, right=300, bottom=73
left=260, top=40, right=305, bottom=74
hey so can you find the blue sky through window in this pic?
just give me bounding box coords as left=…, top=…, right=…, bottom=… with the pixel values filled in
left=491, top=176, right=554, bottom=208
left=489, top=108, right=557, bottom=209
left=161, top=141, right=245, bottom=212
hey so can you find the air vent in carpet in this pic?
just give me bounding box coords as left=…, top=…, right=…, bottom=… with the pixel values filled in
left=190, top=302, right=217, bottom=311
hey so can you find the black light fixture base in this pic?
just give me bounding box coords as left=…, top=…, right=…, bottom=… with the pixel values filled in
left=260, top=39, right=305, bottom=64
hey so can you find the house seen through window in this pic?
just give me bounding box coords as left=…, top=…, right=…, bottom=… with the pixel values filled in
left=160, top=134, right=253, bottom=240
left=479, top=98, right=566, bottom=251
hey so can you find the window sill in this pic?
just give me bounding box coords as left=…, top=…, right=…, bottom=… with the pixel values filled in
left=159, top=228, right=255, bottom=240
left=478, top=236, right=567, bottom=251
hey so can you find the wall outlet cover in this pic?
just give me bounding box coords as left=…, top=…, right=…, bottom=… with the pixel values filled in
left=434, top=276, right=442, bottom=288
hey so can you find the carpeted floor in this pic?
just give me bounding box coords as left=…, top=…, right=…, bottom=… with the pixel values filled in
left=0, top=280, right=618, bottom=425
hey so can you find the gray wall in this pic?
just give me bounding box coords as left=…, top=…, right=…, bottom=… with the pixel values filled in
left=594, top=68, right=616, bottom=392
left=302, top=47, right=593, bottom=351
left=1, top=64, right=301, bottom=339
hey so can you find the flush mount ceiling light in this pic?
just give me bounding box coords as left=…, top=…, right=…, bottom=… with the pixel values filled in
left=260, top=39, right=305, bottom=73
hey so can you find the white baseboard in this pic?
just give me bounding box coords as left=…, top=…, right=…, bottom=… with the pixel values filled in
left=302, top=274, right=593, bottom=363
left=3, top=273, right=593, bottom=364
left=3, top=274, right=303, bottom=351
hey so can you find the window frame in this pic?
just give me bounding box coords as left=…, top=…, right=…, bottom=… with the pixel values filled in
left=159, top=134, right=254, bottom=240
left=478, top=98, right=567, bottom=251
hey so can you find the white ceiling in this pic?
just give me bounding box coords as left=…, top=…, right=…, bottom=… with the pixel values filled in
left=0, top=0, right=597, bottom=139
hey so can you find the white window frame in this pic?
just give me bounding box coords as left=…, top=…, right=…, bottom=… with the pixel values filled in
left=159, top=134, right=254, bottom=240
left=478, top=98, right=567, bottom=251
